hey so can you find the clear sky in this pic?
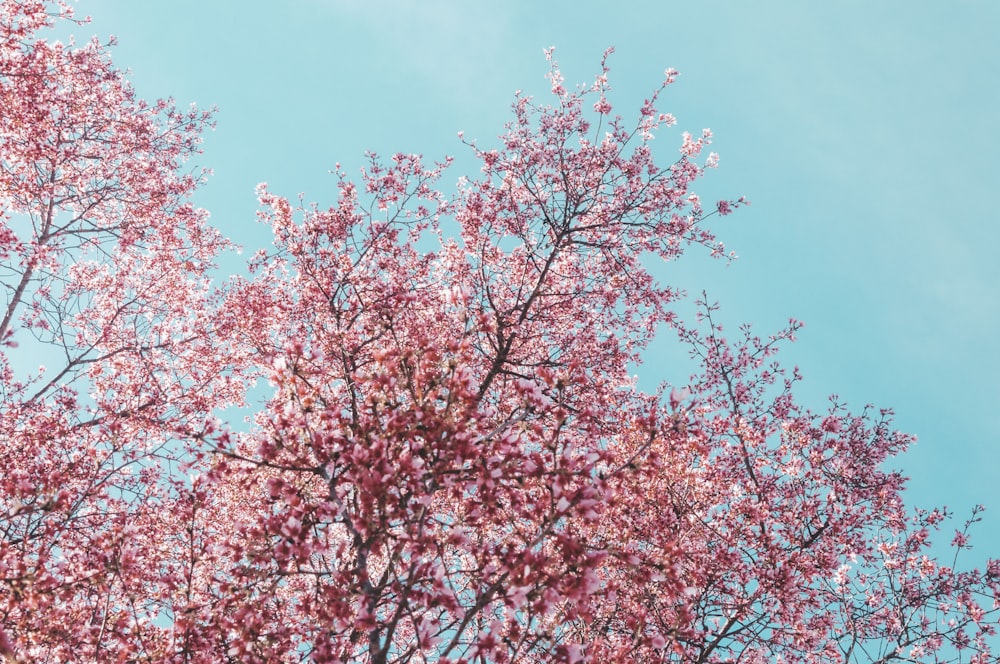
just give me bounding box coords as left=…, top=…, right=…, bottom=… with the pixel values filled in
left=57, top=1, right=1000, bottom=564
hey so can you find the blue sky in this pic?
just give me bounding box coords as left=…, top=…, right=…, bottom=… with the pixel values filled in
left=62, top=1, right=1000, bottom=562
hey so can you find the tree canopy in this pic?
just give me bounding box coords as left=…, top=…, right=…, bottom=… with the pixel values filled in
left=1, top=3, right=997, bottom=662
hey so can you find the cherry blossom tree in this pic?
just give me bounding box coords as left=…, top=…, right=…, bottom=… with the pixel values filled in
left=2, top=2, right=998, bottom=662
left=0, top=1, right=242, bottom=659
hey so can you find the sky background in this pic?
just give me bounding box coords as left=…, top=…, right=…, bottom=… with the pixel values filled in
left=55, top=1, right=1000, bottom=564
